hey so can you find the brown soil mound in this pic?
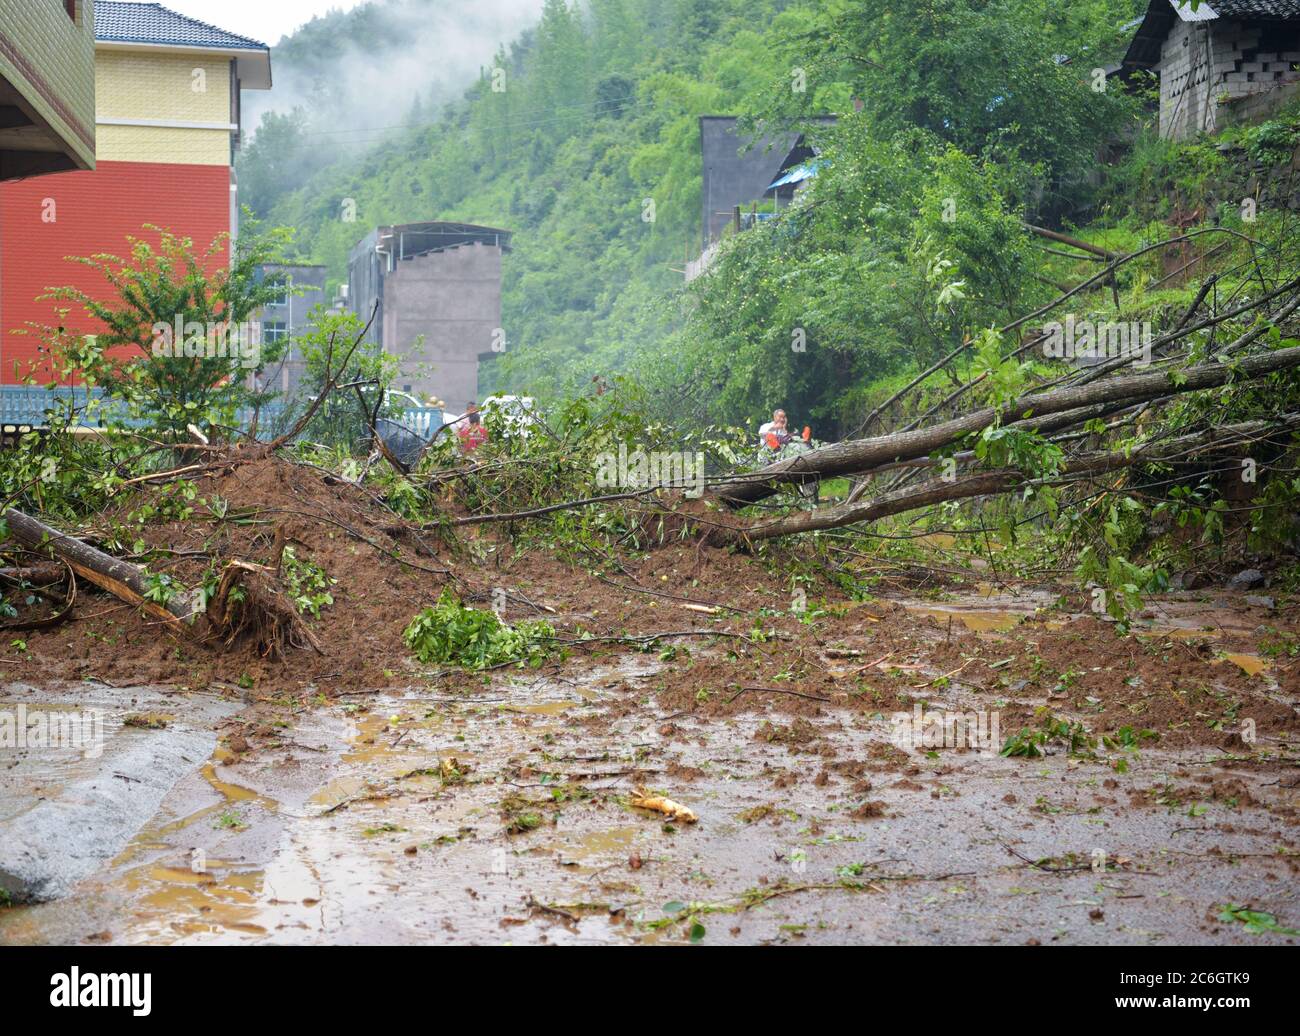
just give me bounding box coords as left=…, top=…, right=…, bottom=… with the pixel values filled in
left=3, top=454, right=1297, bottom=758
left=10, top=456, right=452, bottom=692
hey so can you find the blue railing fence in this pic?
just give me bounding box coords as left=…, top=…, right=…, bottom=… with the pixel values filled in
left=0, top=385, right=442, bottom=440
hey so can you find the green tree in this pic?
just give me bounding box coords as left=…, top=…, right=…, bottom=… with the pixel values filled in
left=33, top=220, right=293, bottom=437
left=239, top=108, right=313, bottom=219
left=760, top=0, right=1138, bottom=184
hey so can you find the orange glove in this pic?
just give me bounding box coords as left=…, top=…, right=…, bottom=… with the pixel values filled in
left=802, top=426, right=811, bottom=441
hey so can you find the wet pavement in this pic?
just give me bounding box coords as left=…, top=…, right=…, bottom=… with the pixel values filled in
left=2, top=592, right=1298, bottom=945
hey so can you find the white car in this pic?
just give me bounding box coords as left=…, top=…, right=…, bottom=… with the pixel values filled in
left=445, top=395, right=539, bottom=438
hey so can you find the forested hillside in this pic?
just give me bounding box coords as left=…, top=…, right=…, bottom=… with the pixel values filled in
left=240, top=0, right=1300, bottom=442
left=238, top=0, right=830, bottom=400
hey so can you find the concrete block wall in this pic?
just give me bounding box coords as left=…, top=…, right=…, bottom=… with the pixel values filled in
left=1160, top=19, right=1215, bottom=140
left=1219, top=78, right=1300, bottom=130
left=1161, top=19, right=1300, bottom=141
left=382, top=241, right=503, bottom=406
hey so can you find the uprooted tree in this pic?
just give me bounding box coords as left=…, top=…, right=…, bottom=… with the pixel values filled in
left=3, top=216, right=1299, bottom=653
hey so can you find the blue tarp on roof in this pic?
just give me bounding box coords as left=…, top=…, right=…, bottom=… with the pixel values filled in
left=766, top=160, right=826, bottom=191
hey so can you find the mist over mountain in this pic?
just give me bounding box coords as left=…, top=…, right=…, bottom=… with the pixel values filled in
left=243, top=0, right=545, bottom=160
left=248, top=0, right=543, bottom=126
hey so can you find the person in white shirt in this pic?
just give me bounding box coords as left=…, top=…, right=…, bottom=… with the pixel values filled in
left=758, top=408, right=791, bottom=448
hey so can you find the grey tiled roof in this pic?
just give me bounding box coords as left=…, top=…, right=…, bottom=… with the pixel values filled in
left=1124, top=0, right=1300, bottom=70
left=1206, top=1, right=1300, bottom=17
left=94, top=2, right=267, bottom=51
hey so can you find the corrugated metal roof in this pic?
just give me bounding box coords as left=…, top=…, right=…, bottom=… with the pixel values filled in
left=767, top=160, right=826, bottom=192
left=94, top=1, right=268, bottom=51
left=1174, top=1, right=1220, bottom=22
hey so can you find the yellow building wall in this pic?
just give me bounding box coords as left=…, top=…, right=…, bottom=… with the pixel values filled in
left=94, top=50, right=233, bottom=166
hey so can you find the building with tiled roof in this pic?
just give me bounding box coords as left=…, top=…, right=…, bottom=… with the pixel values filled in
left=93, top=2, right=270, bottom=86
left=0, top=1, right=272, bottom=387
left=1123, top=1, right=1300, bottom=138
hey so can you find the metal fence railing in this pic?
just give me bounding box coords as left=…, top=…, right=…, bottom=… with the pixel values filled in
left=0, top=386, right=443, bottom=441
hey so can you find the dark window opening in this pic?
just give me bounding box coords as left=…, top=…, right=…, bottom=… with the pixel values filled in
left=261, top=322, right=289, bottom=345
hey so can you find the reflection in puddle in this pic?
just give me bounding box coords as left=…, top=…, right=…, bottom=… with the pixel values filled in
left=503, top=700, right=575, bottom=717
left=545, top=826, right=640, bottom=872
left=123, top=863, right=268, bottom=940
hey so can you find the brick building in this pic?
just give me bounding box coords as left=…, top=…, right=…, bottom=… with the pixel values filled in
left=1123, top=0, right=1300, bottom=140
left=0, top=1, right=270, bottom=385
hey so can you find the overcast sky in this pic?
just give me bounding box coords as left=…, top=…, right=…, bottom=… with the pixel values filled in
left=158, top=1, right=371, bottom=47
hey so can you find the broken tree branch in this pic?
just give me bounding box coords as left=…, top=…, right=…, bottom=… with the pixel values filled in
left=720, top=343, right=1300, bottom=506
left=708, top=415, right=1300, bottom=544
left=266, top=301, right=379, bottom=452
left=1022, top=223, right=1119, bottom=261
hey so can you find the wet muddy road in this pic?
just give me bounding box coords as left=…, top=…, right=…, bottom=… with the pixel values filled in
left=2, top=588, right=1298, bottom=945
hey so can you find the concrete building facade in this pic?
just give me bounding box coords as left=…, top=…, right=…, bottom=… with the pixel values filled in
left=1123, top=1, right=1300, bottom=140
left=698, top=115, right=835, bottom=252
left=0, top=0, right=97, bottom=180
left=346, top=222, right=511, bottom=408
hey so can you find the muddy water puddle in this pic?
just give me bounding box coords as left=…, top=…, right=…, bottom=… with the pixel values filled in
left=901, top=588, right=1279, bottom=672
left=899, top=583, right=1056, bottom=634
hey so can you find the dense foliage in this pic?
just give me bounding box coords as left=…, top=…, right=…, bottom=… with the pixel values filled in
left=25, top=223, right=293, bottom=437
left=225, top=0, right=1300, bottom=604
left=238, top=0, right=1162, bottom=433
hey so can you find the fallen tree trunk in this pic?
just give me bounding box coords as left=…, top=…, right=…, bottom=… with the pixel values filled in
left=3, top=508, right=324, bottom=656
left=1023, top=223, right=1119, bottom=261
left=719, top=344, right=1300, bottom=506
left=707, top=415, right=1300, bottom=544
left=3, top=508, right=196, bottom=632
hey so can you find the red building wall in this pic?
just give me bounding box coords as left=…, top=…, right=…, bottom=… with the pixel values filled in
left=0, top=160, right=230, bottom=384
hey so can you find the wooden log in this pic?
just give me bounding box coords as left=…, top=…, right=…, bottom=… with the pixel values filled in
left=710, top=415, right=1300, bottom=544
left=0, top=564, right=67, bottom=585
left=1023, top=223, right=1119, bottom=260
left=720, top=344, right=1300, bottom=506
left=2, top=508, right=195, bottom=632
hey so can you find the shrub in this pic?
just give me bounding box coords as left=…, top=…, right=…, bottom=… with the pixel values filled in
left=403, top=590, right=556, bottom=669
